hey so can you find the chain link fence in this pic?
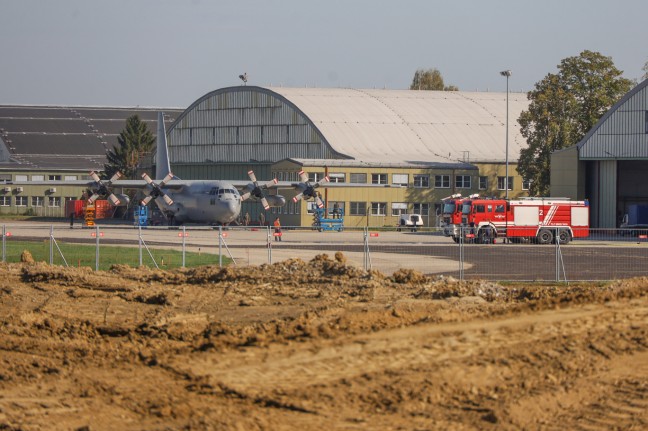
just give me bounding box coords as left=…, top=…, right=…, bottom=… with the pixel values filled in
left=2, top=223, right=648, bottom=282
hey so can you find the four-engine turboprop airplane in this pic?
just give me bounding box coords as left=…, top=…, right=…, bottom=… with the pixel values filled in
left=9, top=112, right=346, bottom=225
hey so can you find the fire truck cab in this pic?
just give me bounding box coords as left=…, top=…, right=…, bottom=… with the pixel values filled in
left=449, top=197, right=589, bottom=244
left=440, top=194, right=466, bottom=237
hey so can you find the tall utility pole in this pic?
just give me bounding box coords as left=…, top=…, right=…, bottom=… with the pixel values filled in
left=500, top=70, right=512, bottom=199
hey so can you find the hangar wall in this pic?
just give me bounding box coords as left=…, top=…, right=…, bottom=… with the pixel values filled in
left=167, top=87, right=344, bottom=176
left=554, top=80, right=648, bottom=228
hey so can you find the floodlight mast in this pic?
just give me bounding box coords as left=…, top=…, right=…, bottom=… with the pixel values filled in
left=500, top=70, right=512, bottom=199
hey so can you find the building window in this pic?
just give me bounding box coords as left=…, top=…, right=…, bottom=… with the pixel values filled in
left=48, top=175, right=61, bottom=181
left=391, top=202, right=407, bottom=216
left=48, top=196, right=61, bottom=207
left=497, top=176, right=513, bottom=190
left=413, top=203, right=430, bottom=216
left=371, top=174, right=387, bottom=185
left=306, top=201, right=318, bottom=214
left=479, top=176, right=488, bottom=190
left=307, top=172, right=325, bottom=182
left=31, top=175, right=44, bottom=181
left=522, top=179, right=532, bottom=190
left=15, top=196, right=28, bottom=207
left=392, top=174, right=408, bottom=187
left=0, top=196, right=10, bottom=207
left=0, top=174, right=11, bottom=182
left=413, top=174, right=429, bottom=188
left=434, top=175, right=450, bottom=188
left=328, top=173, right=345, bottom=183
left=371, top=202, right=386, bottom=215
left=15, top=175, right=28, bottom=181
left=64, top=175, right=78, bottom=181
left=455, top=175, right=471, bottom=189
left=350, top=173, right=367, bottom=184
left=349, top=201, right=366, bottom=215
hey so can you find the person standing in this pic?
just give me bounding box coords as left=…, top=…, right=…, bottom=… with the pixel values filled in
left=258, top=211, right=266, bottom=227
left=333, top=202, right=340, bottom=218
left=273, top=217, right=282, bottom=241
left=243, top=211, right=250, bottom=227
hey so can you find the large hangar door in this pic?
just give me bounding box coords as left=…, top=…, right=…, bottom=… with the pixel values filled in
left=617, top=160, right=648, bottom=225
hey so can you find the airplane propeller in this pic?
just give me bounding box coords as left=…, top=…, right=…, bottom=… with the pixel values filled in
left=240, top=170, right=277, bottom=210
left=141, top=172, right=174, bottom=206
left=292, top=170, right=329, bottom=208
left=88, top=171, right=123, bottom=205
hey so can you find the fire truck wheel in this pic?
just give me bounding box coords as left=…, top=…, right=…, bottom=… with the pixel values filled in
left=537, top=229, right=553, bottom=245
left=557, top=229, right=571, bottom=244
left=478, top=229, right=492, bottom=244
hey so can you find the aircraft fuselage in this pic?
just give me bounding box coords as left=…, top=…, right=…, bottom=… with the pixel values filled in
left=157, top=180, right=242, bottom=225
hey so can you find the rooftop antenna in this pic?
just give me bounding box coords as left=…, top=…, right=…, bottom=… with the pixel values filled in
left=239, top=72, right=248, bottom=86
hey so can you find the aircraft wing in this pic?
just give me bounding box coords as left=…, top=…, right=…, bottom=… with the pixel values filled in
left=269, top=181, right=402, bottom=190
left=8, top=179, right=185, bottom=190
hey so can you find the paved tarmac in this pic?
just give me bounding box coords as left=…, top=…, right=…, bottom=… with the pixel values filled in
left=3, top=221, right=648, bottom=280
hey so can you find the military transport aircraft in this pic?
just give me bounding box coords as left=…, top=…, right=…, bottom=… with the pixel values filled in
left=10, top=112, right=371, bottom=225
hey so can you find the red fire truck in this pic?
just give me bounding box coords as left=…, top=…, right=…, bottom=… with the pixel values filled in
left=440, top=194, right=470, bottom=236
left=446, top=197, right=589, bottom=244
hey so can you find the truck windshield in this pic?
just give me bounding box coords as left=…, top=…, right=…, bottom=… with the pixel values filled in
left=442, top=203, right=456, bottom=214
left=462, top=202, right=472, bottom=214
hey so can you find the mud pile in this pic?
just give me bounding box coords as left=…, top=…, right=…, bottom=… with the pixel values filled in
left=1, top=254, right=647, bottom=430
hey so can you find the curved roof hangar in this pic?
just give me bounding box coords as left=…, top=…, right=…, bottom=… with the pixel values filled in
left=168, top=86, right=529, bottom=167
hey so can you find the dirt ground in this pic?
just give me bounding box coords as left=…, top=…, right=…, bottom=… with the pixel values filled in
left=0, top=252, right=647, bottom=430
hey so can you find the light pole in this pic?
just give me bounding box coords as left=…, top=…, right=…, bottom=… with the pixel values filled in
left=500, top=70, right=512, bottom=199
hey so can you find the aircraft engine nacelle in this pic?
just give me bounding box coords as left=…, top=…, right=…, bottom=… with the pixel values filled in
left=265, top=195, right=286, bottom=207
left=111, top=194, right=130, bottom=207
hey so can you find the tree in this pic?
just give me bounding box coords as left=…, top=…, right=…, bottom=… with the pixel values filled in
left=643, top=60, right=648, bottom=81
left=517, top=50, right=633, bottom=196
left=410, top=68, right=458, bottom=91
left=104, top=115, right=156, bottom=179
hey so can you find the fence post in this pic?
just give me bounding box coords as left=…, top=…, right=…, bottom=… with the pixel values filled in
left=182, top=226, right=186, bottom=268
left=95, top=225, right=100, bottom=271
left=363, top=227, right=368, bottom=271
left=49, top=225, right=54, bottom=265
left=267, top=225, right=272, bottom=265
left=219, top=226, right=223, bottom=268
left=138, top=225, right=143, bottom=267
left=459, top=226, right=465, bottom=281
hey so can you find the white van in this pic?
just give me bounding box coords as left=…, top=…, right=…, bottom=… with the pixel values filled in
left=397, top=214, right=423, bottom=232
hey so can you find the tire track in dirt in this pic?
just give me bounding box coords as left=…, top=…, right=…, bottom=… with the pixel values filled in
left=171, top=302, right=648, bottom=397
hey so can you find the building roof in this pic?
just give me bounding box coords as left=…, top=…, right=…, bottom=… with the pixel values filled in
left=283, top=158, right=477, bottom=170
left=267, top=87, right=529, bottom=165
left=0, top=105, right=183, bottom=170
left=574, top=79, right=648, bottom=160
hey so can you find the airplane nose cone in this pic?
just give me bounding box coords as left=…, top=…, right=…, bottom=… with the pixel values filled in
left=225, top=200, right=240, bottom=223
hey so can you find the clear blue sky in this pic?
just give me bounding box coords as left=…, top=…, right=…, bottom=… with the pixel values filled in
left=1, top=0, right=646, bottom=108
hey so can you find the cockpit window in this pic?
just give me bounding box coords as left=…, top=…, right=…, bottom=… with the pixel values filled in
left=216, top=188, right=240, bottom=198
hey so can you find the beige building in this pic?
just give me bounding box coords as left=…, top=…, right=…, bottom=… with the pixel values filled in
left=167, top=86, right=530, bottom=227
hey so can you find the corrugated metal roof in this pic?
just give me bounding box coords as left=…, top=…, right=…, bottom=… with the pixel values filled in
left=267, top=87, right=529, bottom=164
left=0, top=105, right=183, bottom=169
left=576, top=79, right=648, bottom=160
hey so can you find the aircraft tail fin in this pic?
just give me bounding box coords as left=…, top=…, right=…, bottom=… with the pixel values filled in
left=156, top=112, right=172, bottom=180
